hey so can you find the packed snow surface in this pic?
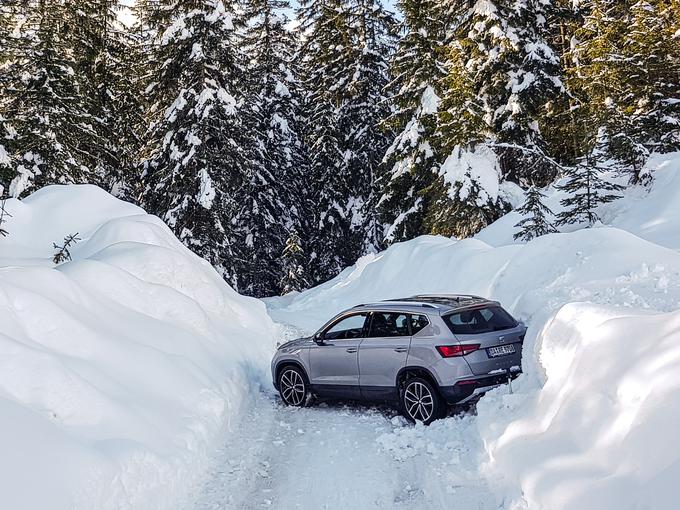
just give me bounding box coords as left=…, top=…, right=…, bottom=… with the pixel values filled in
left=0, top=185, right=275, bottom=510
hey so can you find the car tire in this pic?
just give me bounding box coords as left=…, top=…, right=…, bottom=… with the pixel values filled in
left=278, top=365, right=309, bottom=407
left=400, top=377, right=445, bottom=425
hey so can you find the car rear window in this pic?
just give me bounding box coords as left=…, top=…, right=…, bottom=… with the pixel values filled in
left=443, top=306, right=517, bottom=335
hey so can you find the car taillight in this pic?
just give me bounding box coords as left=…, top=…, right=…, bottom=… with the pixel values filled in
left=436, top=344, right=480, bottom=357
left=456, top=379, right=479, bottom=386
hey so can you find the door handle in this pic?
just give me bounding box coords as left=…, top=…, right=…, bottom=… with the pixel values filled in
left=346, top=348, right=358, bottom=353
left=394, top=347, right=408, bottom=353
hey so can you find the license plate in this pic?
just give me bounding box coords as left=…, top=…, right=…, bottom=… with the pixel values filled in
left=487, top=344, right=516, bottom=358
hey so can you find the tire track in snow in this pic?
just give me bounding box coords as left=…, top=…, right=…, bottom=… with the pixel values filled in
left=192, top=324, right=498, bottom=510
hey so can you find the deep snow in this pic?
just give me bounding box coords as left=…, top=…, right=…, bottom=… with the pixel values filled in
left=264, top=229, right=680, bottom=508
left=0, top=185, right=275, bottom=510
left=265, top=152, right=680, bottom=509
left=2, top=152, right=680, bottom=510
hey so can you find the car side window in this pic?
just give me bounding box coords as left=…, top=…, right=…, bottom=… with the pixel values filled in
left=409, top=314, right=429, bottom=335
left=324, top=313, right=368, bottom=340
left=367, top=313, right=410, bottom=338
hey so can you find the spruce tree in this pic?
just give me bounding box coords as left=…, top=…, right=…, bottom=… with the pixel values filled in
left=107, top=24, right=146, bottom=198
left=297, top=0, right=347, bottom=283
left=338, top=0, right=397, bottom=254
left=140, top=0, right=249, bottom=285
left=414, top=0, right=566, bottom=239
left=68, top=0, right=141, bottom=197
left=234, top=0, right=308, bottom=296
left=0, top=4, right=13, bottom=190
left=567, top=0, right=680, bottom=183
left=1, top=0, right=106, bottom=197
left=280, top=230, right=308, bottom=294
left=556, top=128, right=625, bottom=226
left=513, top=186, right=557, bottom=241
left=298, top=0, right=396, bottom=284
left=379, top=0, right=447, bottom=244
left=0, top=115, right=9, bottom=191
left=438, top=0, right=564, bottom=186
left=424, top=152, right=509, bottom=239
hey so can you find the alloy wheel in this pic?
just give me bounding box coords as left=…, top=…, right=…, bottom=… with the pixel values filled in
left=280, top=369, right=306, bottom=406
left=404, top=381, right=434, bottom=422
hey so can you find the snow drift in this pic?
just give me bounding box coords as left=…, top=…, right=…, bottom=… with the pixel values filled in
left=269, top=152, right=680, bottom=509
left=3, top=152, right=680, bottom=510
left=0, top=185, right=275, bottom=510
left=481, top=303, right=680, bottom=510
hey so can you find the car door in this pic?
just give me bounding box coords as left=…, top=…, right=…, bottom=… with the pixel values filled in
left=308, top=312, right=368, bottom=399
left=358, top=311, right=412, bottom=401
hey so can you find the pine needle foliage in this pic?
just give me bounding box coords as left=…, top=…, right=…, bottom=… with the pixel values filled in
left=514, top=186, right=557, bottom=241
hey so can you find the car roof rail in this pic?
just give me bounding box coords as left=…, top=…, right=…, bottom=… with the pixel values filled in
left=410, top=294, right=486, bottom=301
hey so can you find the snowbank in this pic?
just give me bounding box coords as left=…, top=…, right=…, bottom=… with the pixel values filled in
left=0, top=185, right=275, bottom=510
left=269, top=154, right=680, bottom=509
left=269, top=230, right=680, bottom=341
left=477, top=151, right=680, bottom=249
left=479, top=303, right=680, bottom=510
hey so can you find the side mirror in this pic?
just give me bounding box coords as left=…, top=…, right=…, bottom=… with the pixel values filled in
left=314, top=332, right=324, bottom=344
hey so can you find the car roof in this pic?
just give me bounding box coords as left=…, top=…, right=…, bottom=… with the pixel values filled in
left=350, top=295, right=497, bottom=316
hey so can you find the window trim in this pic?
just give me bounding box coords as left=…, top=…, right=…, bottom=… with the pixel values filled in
left=408, top=313, right=430, bottom=336
left=320, top=312, right=370, bottom=340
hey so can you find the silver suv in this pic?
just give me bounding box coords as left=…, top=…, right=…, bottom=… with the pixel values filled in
left=271, top=295, right=526, bottom=424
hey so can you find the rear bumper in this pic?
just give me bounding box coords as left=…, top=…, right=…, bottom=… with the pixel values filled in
left=439, top=371, right=521, bottom=405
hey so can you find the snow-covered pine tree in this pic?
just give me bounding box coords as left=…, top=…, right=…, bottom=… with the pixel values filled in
left=0, top=3, right=14, bottom=191
left=234, top=0, right=308, bottom=297
left=128, top=0, right=167, bottom=193
left=297, top=0, right=355, bottom=283
left=140, top=0, right=249, bottom=285
left=439, top=0, right=565, bottom=186
left=280, top=230, right=308, bottom=294
left=423, top=171, right=500, bottom=239
left=556, top=128, right=625, bottom=226
left=513, top=186, right=557, bottom=241
left=0, top=112, right=10, bottom=193
left=67, top=0, right=141, bottom=197
left=0, top=109, right=10, bottom=193
left=379, top=0, right=447, bottom=244
left=298, top=0, right=396, bottom=284
left=567, top=0, right=680, bottom=183
left=338, top=0, right=397, bottom=254
left=0, top=2, right=13, bottom=92
left=106, top=22, right=147, bottom=198
left=422, top=145, right=511, bottom=239
left=0, top=0, right=106, bottom=198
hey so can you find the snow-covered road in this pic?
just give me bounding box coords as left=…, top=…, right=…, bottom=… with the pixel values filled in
left=192, top=326, right=497, bottom=510
left=193, top=393, right=496, bottom=510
